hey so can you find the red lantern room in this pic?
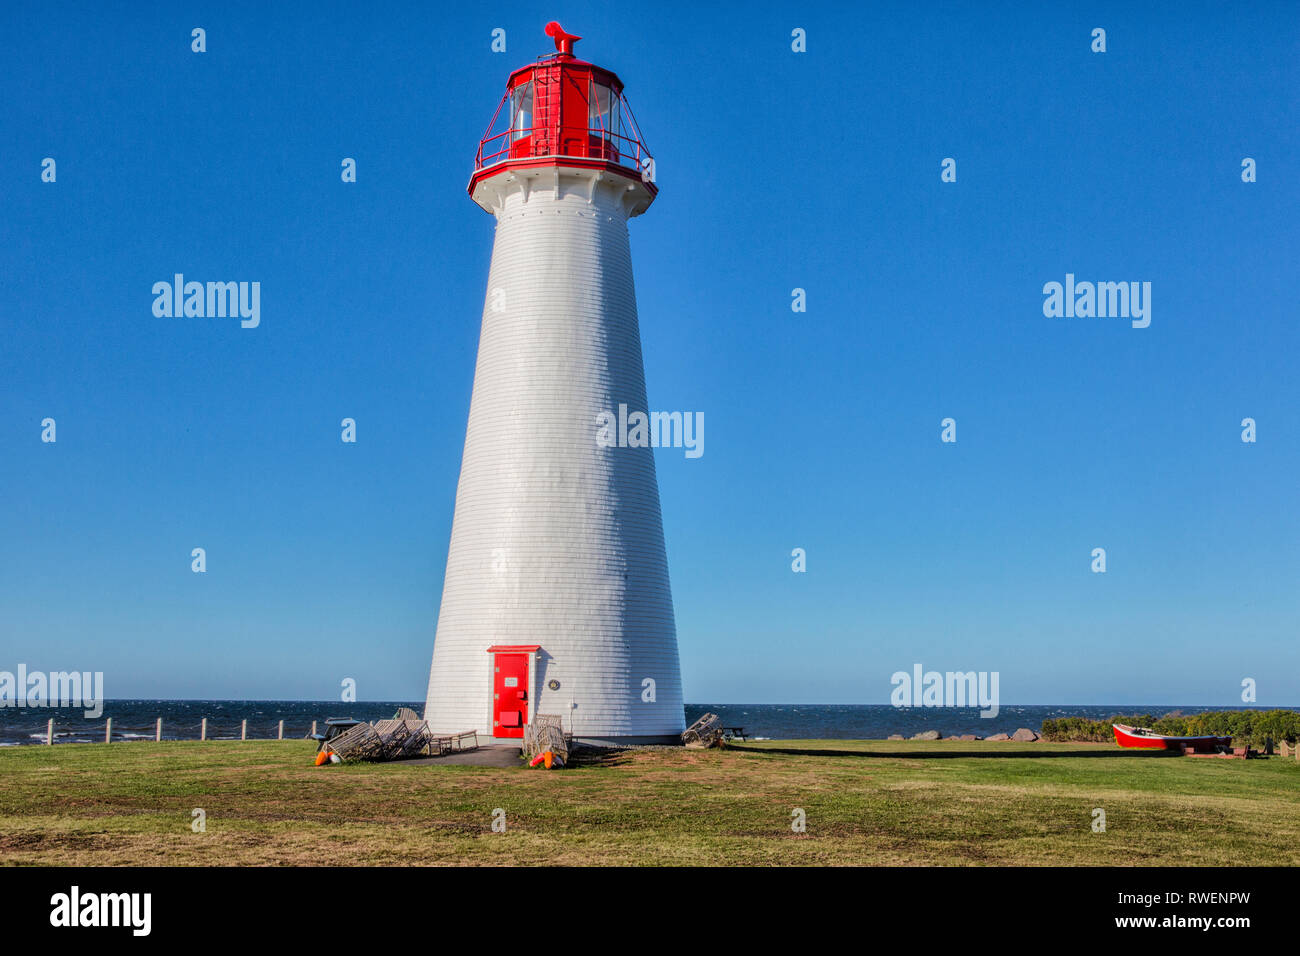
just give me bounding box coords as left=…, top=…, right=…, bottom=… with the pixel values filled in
left=469, top=22, right=656, bottom=208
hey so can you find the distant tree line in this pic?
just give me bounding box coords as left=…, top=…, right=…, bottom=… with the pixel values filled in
left=1040, top=710, right=1300, bottom=746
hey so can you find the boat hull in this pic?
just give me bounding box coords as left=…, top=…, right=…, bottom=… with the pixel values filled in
left=1112, top=724, right=1232, bottom=753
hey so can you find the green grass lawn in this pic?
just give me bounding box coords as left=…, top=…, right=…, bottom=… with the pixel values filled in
left=2, top=738, right=1297, bottom=866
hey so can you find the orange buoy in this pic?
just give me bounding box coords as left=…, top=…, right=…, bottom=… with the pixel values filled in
left=529, top=752, right=546, bottom=767
left=314, top=749, right=330, bottom=766
left=543, top=751, right=554, bottom=769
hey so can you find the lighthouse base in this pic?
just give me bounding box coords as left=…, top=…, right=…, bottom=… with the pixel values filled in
left=467, top=732, right=681, bottom=747
left=571, top=734, right=683, bottom=747
left=473, top=732, right=682, bottom=747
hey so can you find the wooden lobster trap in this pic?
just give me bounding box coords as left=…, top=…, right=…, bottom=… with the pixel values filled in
left=682, top=713, right=723, bottom=749
left=523, top=713, right=570, bottom=768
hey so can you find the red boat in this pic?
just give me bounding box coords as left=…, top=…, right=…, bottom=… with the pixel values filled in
left=1112, top=723, right=1232, bottom=753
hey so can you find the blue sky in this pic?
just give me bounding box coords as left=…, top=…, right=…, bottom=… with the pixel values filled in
left=1, top=2, right=1296, bottom=705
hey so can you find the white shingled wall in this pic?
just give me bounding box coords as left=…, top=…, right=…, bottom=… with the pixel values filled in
left=424, top=167, right=684, bottom=742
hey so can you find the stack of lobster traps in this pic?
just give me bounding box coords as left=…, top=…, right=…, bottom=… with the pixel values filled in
left=317, top=708, right=476, bottom=763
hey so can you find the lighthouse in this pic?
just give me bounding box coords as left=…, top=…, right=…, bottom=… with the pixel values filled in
left=423, top=24, right=684, bottom=745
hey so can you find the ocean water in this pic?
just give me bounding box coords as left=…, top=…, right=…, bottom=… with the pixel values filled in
left=0, top=700, right=1280, bottom=746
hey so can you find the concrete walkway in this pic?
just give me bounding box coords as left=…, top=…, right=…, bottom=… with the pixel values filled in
left=402, top=745, right=522, bottom=768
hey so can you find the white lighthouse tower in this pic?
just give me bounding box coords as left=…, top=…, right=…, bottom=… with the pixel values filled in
left=423, top=24, right=683, bottom=745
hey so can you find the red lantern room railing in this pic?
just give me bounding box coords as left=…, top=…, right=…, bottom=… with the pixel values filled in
left=469, top=23, right=657, bottom=198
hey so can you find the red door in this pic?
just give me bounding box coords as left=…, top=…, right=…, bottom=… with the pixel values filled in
left=492, top=653, right=529, bottom=738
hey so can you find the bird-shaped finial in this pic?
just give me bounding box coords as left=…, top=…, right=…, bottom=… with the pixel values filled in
left=545, top=21, right=582, bottom=56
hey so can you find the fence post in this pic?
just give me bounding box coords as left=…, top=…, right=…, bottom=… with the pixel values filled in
left=278, top=720, right=284, bottom=740
left=310, top=720, right=317, bottom=737
left=241, top=719, right=247, bottom=741
left=105, top=718, right=112, bottom=744
left=46, top=718, right=54, bottom=745
left=201, top=717, right=207, bottom=741
left=156, top=717, right=163, bottom=742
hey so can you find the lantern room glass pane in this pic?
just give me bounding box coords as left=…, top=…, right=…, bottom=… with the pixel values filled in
left=510, top=82, right=533, bottom=142
left=589, top=83, right=617, bottom=138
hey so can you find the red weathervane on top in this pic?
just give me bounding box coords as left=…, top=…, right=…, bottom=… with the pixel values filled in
left=544, top=21, right=582, bottom=56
